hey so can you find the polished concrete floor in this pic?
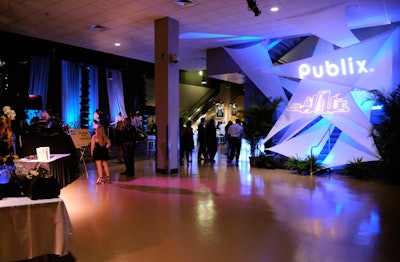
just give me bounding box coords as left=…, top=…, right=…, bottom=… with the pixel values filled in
left=34, top=143, right=400, bottom=261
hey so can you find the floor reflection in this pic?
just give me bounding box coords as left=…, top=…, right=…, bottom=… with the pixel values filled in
left=53, top=144, right=400, bottom=262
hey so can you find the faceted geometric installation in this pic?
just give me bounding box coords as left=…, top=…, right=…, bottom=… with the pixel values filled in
left=225, top=28, right=399, bottom=168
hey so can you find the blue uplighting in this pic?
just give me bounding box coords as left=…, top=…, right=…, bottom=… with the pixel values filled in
left=179, top=32, right=235, bottom=39
left=218, top=36, right=266, bottom=42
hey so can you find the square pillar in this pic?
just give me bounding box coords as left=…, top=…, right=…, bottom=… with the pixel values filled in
left=154, top=17, right=180, bottom=174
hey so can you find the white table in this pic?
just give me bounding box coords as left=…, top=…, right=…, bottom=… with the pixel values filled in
left=0, top=197, right=73, bottom=261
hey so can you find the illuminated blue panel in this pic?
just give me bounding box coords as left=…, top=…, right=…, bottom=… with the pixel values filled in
left=179, top=32, right=235, bottom=39
left=267, top=40, right=281, bottom=50
left=217, top=36, right=266, bottom=42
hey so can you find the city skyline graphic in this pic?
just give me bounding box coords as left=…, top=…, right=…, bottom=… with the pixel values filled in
left=288, top=90, right=350, bottom=114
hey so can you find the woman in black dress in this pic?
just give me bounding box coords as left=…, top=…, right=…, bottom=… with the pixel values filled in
left=91, top=125, right=111, bottom=184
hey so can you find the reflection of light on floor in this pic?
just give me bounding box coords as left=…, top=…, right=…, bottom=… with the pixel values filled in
left=239, top=174, right=265, bottom=196
left=239, top=139, right=250, bottom=161
left=196, top=197, right=216, bottom=239
left=238, top=139, right=266, bottom=161
left=335, top=204, right=343, bottom=215
left=357, top=209, right=380, bottom=245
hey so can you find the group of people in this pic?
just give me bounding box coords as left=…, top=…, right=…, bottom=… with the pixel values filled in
left=94, top=110, right=143, bottom=131
left=196, top=117, right=219, bottom=163
left=91, top=111, right=244, bottom=182
left=180, top=117, right=244, bottom=166
left=91, top=113, right=138, bottom=184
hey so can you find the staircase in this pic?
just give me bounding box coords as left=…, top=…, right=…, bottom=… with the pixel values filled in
left=269, top=37, right=306, bottom=64
left=180, top=88, right=220, bottom=122
left=316, top=127, right=341, bottom=164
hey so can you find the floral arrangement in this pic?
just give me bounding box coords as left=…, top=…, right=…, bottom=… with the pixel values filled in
left=0, top=106, right=18, bottom=165
left=3, top=106, right=16, bottom=120
left=1, top=153, right=19, bottom=165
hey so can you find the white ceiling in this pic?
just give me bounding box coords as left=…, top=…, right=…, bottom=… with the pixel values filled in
left=1, top=0, right=399, bottom=71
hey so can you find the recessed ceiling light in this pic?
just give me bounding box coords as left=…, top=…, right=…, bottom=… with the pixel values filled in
left=270, top=6, right=279, bottom=12
left=90, top=24, right=107, bottom=32
left=114, top=42, right=121, bottom=47
left=175, top=0, right=195, bottom=8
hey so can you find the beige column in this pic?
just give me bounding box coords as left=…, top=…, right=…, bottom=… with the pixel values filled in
left=154, top=17, right=179, bottom=174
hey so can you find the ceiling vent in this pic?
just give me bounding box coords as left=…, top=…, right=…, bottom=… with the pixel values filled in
left=175, top=0, right=195, bottom=8
left=90, top=24, right=107, bottom=32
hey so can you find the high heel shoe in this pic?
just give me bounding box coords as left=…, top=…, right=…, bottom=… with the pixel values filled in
left=106, top=176, right=112, bottom=184
left=96, top=177, right=105, bottom=184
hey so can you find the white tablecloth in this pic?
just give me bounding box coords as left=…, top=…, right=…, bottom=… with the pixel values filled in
left=18, top=153, right=71, bottom=163
left=16, top=154, right=75, bottom=188
left=0, top=197, right=73, bottom=261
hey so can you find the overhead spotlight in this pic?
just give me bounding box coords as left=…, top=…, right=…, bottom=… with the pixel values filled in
left=246, top=0, right=261, bottom=16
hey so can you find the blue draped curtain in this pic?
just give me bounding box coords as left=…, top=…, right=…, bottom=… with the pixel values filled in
left=28, top=56, right=49, bottom=110
left=106, top=68, right=126, bottom=122
left=61, top=60, right=80, bottom=129
left=28, top=58, right=104, bottom=132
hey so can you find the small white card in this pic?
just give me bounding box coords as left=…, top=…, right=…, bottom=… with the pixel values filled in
left=36, top=147, right=50, bottom=161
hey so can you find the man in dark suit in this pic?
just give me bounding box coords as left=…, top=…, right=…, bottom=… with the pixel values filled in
left=121, top=117, right=136, bottom=177
left=197, top=117, right=207, bottom=162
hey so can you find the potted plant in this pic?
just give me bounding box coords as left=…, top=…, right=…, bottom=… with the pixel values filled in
left=285, top=155, right=324, bottom=175
left=243, top=97, right=283, bottom=163
left=369, top=84, right=400, bottom=179
left=341, top=157, right=371, bottom=180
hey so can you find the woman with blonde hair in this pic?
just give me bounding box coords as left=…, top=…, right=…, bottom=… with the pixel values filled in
left=91, top=124, right=111, bottom=184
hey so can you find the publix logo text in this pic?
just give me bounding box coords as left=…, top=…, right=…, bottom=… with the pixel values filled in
left=298, top=57, right=374, bottom=79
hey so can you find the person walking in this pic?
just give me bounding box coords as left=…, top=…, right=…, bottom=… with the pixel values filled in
left=121, top=117, right=137, bottom=177
left=227, top=118, right=244, bottom=165
left=205, top=118, right=218, bottom=163
left=91, top=124, right=112, bottom=184
left=197, top=117, right=207, bottom=162
left=181, top=120, right=194, bottom=165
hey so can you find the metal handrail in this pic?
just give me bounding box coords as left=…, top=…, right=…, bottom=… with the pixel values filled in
left=310, top=125, right=332, bottom=175
left=180, top=88, right=220, bottom=121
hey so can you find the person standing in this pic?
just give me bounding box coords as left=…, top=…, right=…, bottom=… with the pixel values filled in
left=133, top=111, right=142, bottom=130
left=179, top=117, right=185, bottom=165
left=113, top=112, right=124, bottom=125
left=121, top=117, right=136, bottom=177
left=205, top=118, right=218, bottom=163
left=197, top=117, right=207, bottom=162
left=225, top=120, right=233, bottom=156
left=93, top=109, right=101, bottom=131
left=227, top=118, right=244, bottom=165
left=39, top=108, right=52, bottom=128
left=91, top=124, right=112, bottom=184
left=181, top=120, right=194, bottom=165
left=113, top=121, right=124, bottom=163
